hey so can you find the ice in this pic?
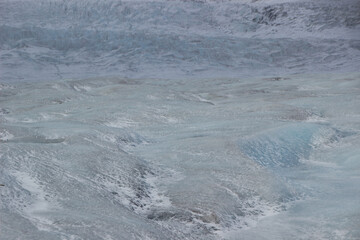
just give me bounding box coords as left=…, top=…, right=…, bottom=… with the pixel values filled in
left=1, top=0, right=360, bottom=82
left=1, top=72, right=359, bottom=239
left=238, top=123, right=353, bottom=168
left=11, top=171, right=53, bottom=228
left=0, top=129, right=14, bottom=141
left=1, top=0, right=360, bottom=239
left=239, top=123, right=320, bottom=168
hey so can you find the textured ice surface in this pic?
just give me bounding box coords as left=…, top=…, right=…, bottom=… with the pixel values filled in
left=1, top=0, right=360, bottom=239
left=1, top=73, right=359, bottom=239
left=1, top=0, right=360, bottom=82
left=239, top=123, right=353, bottom=168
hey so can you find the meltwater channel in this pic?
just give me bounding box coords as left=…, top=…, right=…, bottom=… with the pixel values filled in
left=1, top=0, right=360, bottom=239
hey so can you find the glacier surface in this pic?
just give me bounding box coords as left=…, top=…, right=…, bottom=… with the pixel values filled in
left=1, top=0, right=360, bottom=239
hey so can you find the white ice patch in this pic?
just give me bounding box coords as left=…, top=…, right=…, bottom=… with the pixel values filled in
left=0, top=83, right=14, bottom=90
left=11, top=171, right=55, bottom=231
left=72, top=84, right=92, bottom=92
left=39, top=112, right=69, bottom=121
left=0, top=129, right=14, bottom=141
left=216, top=199, right=284, bottom=239
left=306, top=115, right=328, bottom=123
left=96, top=168, right=173, bottom=216
left=133, top=172, right=172, bottom=215
left=4, top=116, right=38, bottom=123
left=144, top=109, right=181, bottom=124
left=104, top=117, right=136, bottom=128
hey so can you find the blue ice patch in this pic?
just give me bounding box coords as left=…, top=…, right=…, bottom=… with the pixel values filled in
left=239, top=123, right=324, bottom=168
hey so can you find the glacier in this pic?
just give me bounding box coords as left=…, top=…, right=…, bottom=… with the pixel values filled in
left=1, top=0, right=360, bottom=239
